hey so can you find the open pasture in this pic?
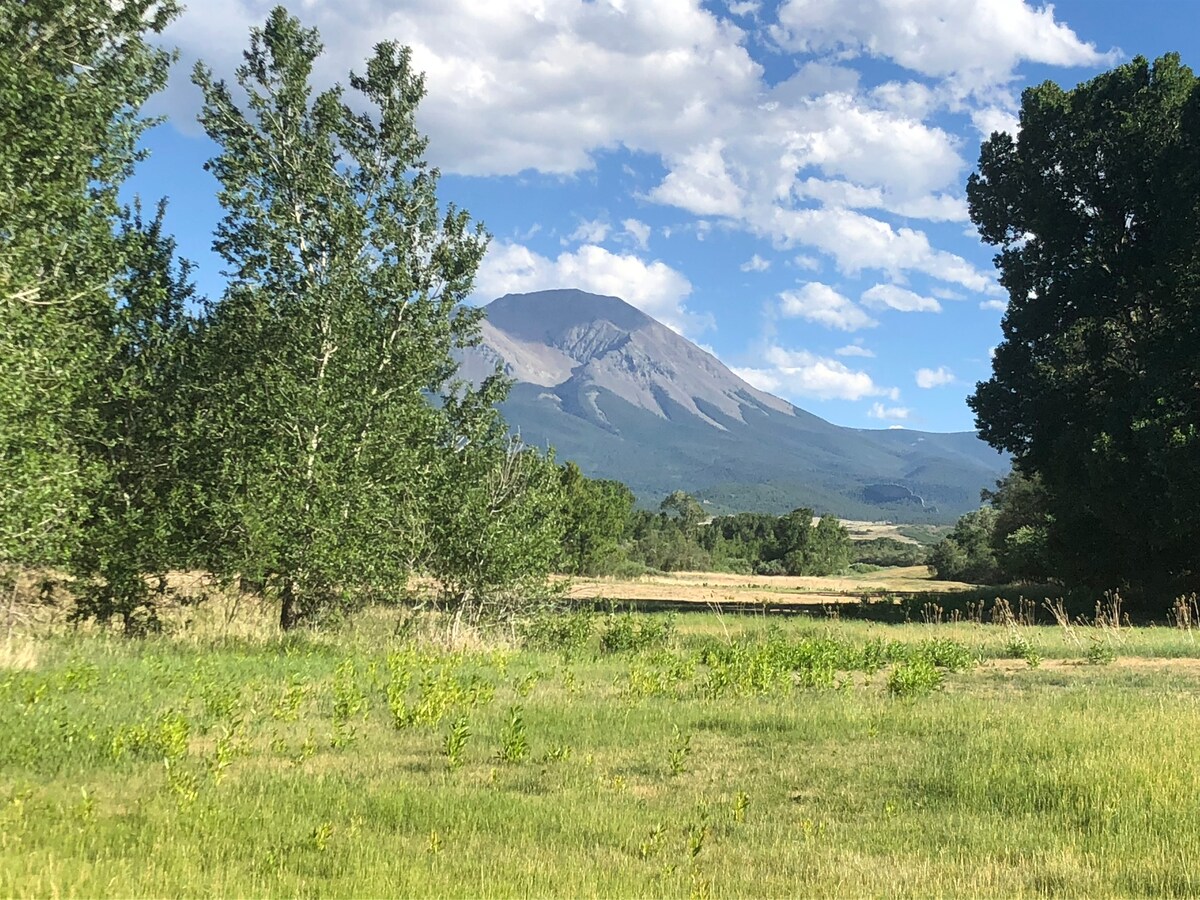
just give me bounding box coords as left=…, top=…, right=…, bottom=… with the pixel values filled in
left=566, top=565, right=975, bottom=609
left=3, top=595, right=1200, bottom=897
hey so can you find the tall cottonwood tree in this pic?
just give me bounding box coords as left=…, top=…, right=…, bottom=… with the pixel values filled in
left=967, top=54, right=1200, bottom=599
left=194, top=8, right=530, bottom=628
left=0, top=0, right=179, bottom=573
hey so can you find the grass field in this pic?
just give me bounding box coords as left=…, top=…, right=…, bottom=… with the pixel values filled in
left=566, top=565, right=976, bottom=608
left=4, top=590, right=1200, bottom=897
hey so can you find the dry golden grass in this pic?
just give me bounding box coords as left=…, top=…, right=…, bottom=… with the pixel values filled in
left=0, top=636, right=39, bottom=670
left=567, top=565, right=972, bottom=606
left=837, top=519, right=923, bottom=543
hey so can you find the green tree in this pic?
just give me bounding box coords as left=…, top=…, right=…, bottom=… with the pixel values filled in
left=0, top=0, right=179, bottom=572
left=659, top=491, right=705, bottom=534
left=68, top=203, right=201, bottom=633
left=805, top=515, right=852, bottom=576
left=193, top=8, right=508, bottom=628
left=423, top=385, right=566, bottom=630
left=983, top=471, right=1053, bottom=584
left=967, top=54, right=1200, bottom=599
left=558, top=464, right=635, bottom=575
left=929, top=508, right=1001, bottom=584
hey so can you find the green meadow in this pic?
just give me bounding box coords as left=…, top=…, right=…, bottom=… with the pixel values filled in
left=4, top=602, right=1200, bottom=898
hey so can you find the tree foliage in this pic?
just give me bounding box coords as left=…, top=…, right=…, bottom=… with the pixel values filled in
left=193, top=7, right=552, bottom=628
left=0, top=0, right=179, bottom=571
left=69, top=204, right=200, bottom=633
left=967, top=54, right=1200, bottom=598
left=558, top=463, right=635, bottom=575
left=928, top=507, right=1002, bottom=585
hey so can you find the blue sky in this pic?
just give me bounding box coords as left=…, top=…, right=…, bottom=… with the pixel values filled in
left=130, top=0, right=1200, bottom=433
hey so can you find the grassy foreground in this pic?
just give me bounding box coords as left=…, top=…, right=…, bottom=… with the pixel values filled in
left=3, top=602, right=1200, bottom=897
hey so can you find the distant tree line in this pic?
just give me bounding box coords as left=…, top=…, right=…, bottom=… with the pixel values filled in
left=556, top=486, right=861, bottom=578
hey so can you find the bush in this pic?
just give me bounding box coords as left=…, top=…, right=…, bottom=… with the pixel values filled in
left=887, top=657, right=943, bottom=697
left=1085, top=640, right=1116, bottom=666
left=754, top=559, right=787, bottom=577
left=1001, top=632, right=1041, bottom=667
left=520, top=608, right=595, bottom=655
left=599, top=613, right=675, bottom=654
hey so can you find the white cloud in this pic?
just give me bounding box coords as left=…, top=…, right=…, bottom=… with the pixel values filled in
left=779, top=282, right=876, bottom=331
left=765, top=206, right=992, bottom=290
left=622, top=218, right=651, bottom=250
left=915, top=366, right=956, bottom=389
left=474, top=240, right=707, bottom=335
left=649, top=140, right=745, bottom=217
left=567, top=218, right=611, bottom=245
left=728, top=1, right=761, bottom=16
left=733, top=345, right=897, bottom=401
left=740, top=253, right=771, bottom=272
left=980, top=298, right=1008, bottom=312
left=972, top=106, right=1021, bottom=139
left=861, top=284, right=942, bottom=313
left=868, top=402, right=911, bottom=421
left=835, top=342, right=874, bottom=358
left=792, top=178, right=970, bottom=223
left=162, top=0, right=763, bottom=176
left=773, top=0, right=1115, bottom=96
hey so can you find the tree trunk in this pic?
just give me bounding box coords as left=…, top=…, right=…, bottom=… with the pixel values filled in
left=280, top=580, right=301, bottom=631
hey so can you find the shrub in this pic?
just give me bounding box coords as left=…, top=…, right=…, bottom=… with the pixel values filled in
left=1085, top=640, right=1116, bottom=666
left=887, top=658, right=943, bottom=697
left=754, top=559, right=787, bottom=577
left=599, top=613, right=675, bottom=654
left=520, top=608, right=595, bottom=655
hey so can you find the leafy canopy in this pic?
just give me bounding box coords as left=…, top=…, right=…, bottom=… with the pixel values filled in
left=967, top=53, right=1200, bottom=598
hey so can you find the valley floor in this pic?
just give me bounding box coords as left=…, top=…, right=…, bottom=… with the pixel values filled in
left=566, top=565, right=974, bottom=608
left=3, top=589, right=1200, bottom=897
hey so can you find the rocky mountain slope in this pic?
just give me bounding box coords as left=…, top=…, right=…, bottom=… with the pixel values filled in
left=460, top=289, right=1008, bottom=521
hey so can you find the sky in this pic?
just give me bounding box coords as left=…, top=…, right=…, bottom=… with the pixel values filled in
left=128, top=0, right=1200, bottom=433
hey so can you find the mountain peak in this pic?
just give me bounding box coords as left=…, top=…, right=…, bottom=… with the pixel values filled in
left=461, top=287, right=1008, bottom=520
left=474, top=288, right=795, bottom=427
left=485, top=289, right=653, bottom=345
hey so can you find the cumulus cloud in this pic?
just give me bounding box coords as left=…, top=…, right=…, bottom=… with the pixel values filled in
left=868, top=402, right=911, bottom=421
left=758, top=207, right=992, bottom=290
left=779, top=282, right=876, bottom=331
left=740, top=253, right=771, bottom=272
left=861, top=284, right=942, bottom=313
left=980, top=298, right=1008, bottom=312
left=972, top=106, right=1021, bottom=139
left=732, top=346, right=898, bottom=401
left=915, top=366, right=956, bottom=389
left=649, top=141, right=745, bottom=218
left=835, top=342, right=874, bottom=358
left=567, top=218, right=611, bottom=245
left=793, top=178, right=970, bottom=223
left=473, top=240, right=707, bottom=335
left=772, top=0, right=1115, bottom=96
left=159, top=0, right=1088, bottom=303
left=622, top=218, right=651, bottom=250
left=160, top=0, right=763, bottom=176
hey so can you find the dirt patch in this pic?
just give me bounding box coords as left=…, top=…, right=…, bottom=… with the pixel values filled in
left=977, top=657, right=1200, bottom=675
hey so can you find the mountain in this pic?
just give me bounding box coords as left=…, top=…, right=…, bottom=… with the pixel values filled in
left=460, top=289, right=1008, bottom=522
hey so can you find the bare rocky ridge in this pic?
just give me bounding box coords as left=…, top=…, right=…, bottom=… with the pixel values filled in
left=460, top=289, right=1008, bottom=521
